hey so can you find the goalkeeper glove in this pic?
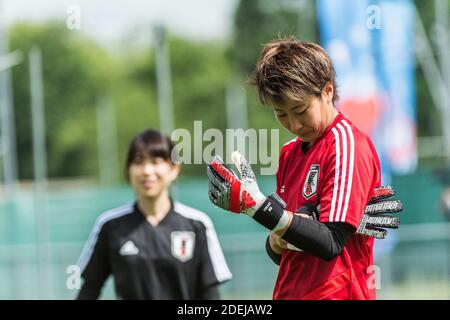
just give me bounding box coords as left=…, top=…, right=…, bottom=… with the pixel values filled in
left=207, top=151, right=290, bottom=232
left=357, top=185, right=403, bottom=239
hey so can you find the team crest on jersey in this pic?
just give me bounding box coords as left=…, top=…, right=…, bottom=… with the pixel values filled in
left=171, top=231, right=195, bottom=262
left=303, top=164, right=320, bottom=199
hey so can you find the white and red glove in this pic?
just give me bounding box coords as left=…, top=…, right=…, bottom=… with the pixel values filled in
left=208, top=151, right=291, bottom=234
left=207, top=151, right=266, bottom=217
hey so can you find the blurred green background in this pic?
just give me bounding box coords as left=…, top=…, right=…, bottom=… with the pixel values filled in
left=1, top=0, right=450, bottom=299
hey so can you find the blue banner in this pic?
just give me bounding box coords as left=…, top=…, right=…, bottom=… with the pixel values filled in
left=316, top=0, right=417, bottom=181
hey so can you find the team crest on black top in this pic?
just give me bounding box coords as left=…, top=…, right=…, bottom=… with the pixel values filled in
left=303, top=164, right=320, bottom=199
left=171, top=231, right=195, bottom=262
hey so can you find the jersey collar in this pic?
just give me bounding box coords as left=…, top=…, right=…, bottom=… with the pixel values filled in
left=134, top=197, right=175, bottom=227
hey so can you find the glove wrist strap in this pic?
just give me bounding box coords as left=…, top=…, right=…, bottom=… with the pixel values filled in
left=253, top=193, right=287, bottom=231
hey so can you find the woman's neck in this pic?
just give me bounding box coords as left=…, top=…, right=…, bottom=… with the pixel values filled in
left=310, top=107, right=339, bottom=144
left=326, top=107, right=339, bottom=128
left=137, top=191, right=172, bottom=226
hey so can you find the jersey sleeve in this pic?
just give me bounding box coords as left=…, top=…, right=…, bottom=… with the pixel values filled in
left=318, top=122, right=380, bottom=229
left=76, top=221, right=111, bottom=299
left=195, top=220, right=232, bottom=299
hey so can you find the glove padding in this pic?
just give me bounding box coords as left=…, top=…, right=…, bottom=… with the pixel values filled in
left=207, top=151, right=266, bottom=216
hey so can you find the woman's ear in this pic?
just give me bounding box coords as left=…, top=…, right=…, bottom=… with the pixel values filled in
left=322, top=82, right=334, bottom=104
left=170, top=162, right=181, bottom=182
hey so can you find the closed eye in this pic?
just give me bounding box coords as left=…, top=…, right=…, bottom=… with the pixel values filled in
left=295, top=106, right=309, bottom=115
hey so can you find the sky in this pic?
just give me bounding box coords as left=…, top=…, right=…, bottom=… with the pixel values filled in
left=0, top=0, right=238, bottom=43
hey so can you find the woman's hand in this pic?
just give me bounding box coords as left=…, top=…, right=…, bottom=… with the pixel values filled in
left=269, top=232, right=289, bottom=255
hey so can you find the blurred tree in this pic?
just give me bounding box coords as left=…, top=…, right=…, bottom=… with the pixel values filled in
left=414, top=0, right=444, bottom=139
left=7, top=3, right=324, bottom=182
left=10, top=21, right=116, bottom=179
left=413, top=0, right=450, bottom=170
left=9, top=22, right=231, bottom=180
left=109, top=35, right=233, bottom=177
left=231, top=0, right=317, bottom=76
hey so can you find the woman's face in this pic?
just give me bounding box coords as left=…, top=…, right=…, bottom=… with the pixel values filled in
left=271, top=85, right=335, bottom=143
left=128, top=155, right=179, bottom=199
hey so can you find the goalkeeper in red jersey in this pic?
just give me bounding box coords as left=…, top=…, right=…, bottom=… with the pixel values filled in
left=207, top=38, right=402, bottom=300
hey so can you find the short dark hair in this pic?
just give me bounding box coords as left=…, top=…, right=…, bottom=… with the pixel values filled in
left=125, top=129, right=177, bottom=181
left=252, top=37, right=339, bottom=106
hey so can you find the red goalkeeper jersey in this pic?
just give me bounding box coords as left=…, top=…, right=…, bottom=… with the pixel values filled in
left=273, top=113, right=381, bottom=300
